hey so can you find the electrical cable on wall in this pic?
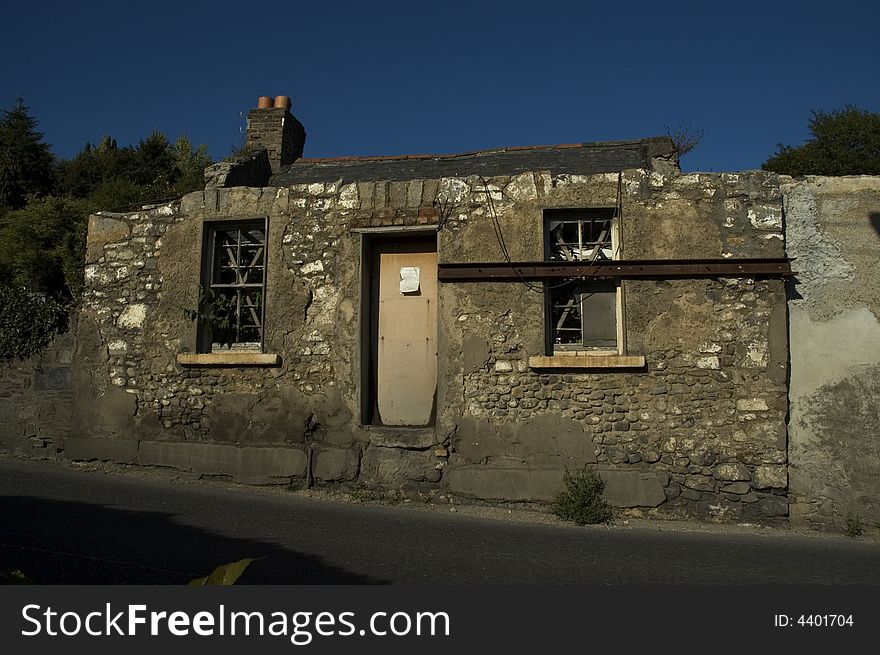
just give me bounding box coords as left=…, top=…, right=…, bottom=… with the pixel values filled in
left=479, top=172, right=624, bottom=293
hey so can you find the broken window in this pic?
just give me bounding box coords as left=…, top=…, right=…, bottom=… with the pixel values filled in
left=198, top=220, right=266, bottom=352
left=545, top=209, right=620, bottom=352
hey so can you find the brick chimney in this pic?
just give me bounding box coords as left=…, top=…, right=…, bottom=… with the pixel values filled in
left=246, top=96, right=306, bottom=174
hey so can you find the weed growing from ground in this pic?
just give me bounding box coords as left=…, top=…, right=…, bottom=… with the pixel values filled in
left=552, top=467, right=613, bottom=525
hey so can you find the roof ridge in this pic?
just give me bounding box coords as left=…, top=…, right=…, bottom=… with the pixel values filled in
left=295, top=137, right=670, bottom=164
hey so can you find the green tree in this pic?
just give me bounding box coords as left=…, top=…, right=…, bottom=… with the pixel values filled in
left=57, top=132, right=211, bottom=211
left=172, top=135, right=212, bottom=195
left=0, top=99, right=55, bottom=211
left=762, top=106, right=880, bottom=176
left=0, top=283, right=69, bottom=361
left=0, top=196, right=93, bottom=299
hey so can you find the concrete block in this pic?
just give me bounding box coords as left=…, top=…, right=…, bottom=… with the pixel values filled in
left=361, top=446, right=437, bottom=487
left=455, top=417, right=507, bottom=462
left=367, top=427, right=436, bottom=449
left=503, top=414, right=598, bottom=464
left=138, top=441, right=193, bottom=470
left=446, top=463, right=564, bottom=502
left=34, top=366, right=72, bottom=391
left=599, top=470, right=667, bottom=507
left=65, top=437, right=138, bottom=463
left=314, top=448, right=351, bottom=481
left=137, top=440, right=308, bottom=483
left=190, top=442, right=238, bottom=477
left=238, top=446, right=308, bottom=480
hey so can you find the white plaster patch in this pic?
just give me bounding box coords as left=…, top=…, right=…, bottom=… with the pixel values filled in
left=504, top=173, right=537, bottom=201
left=696, top=356, right=720, bottom=370
left=494, top=361, right=513, bottom=372
left=745, top=341, right=769, bottom=368
left=748, top=207, right=782, bottom=230
left=117, top=304, right=147, bottom=329
left=475, top=183, right=503, bottom=201
left=438, top=178, right=469, bottom=204
left=736, top=398, right=769, bottom=412
left=300, top=261, right=324, bottom=274
left=107, top=339, right=128, bottom=355
left=699, top=342, right=722, bottom=353
left=338, top=183, right=359, bottom=209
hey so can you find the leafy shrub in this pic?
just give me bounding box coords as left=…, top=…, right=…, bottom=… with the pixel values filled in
left=0, top=283, right=69, bottom=361
left=553, top=467, right=613, bottom=525
left=845, top=513, right=865, bottom=538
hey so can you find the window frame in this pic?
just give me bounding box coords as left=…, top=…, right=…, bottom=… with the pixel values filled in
left=543, top=208, right=624, bottom=356
left=197, top=218, right=268, bottom=354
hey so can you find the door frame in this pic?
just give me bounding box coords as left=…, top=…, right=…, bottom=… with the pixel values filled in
left=358, top=228, right=438, bottom=426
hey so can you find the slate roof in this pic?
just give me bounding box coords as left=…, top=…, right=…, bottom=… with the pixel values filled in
left=270, top=137, right=677, bottom=185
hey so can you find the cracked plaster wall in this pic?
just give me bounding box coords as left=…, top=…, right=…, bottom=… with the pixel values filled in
left=784, top=176, right=880, bottom=531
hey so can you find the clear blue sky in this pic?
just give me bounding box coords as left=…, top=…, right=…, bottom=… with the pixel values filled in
left=3, top=0, right=878, bottom=172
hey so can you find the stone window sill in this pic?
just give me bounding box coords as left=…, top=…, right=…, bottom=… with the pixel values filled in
left=528, top=354, right=646, bottom=370
left=176, top=353, right=281, bottom=367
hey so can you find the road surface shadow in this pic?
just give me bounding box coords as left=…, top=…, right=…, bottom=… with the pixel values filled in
left=0, top=495, right=387, bottom=585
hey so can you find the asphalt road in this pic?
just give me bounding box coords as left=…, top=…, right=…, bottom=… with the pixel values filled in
left=1, top=458, right=878, bottom=585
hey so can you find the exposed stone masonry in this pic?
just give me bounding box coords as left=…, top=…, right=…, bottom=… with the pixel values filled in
left=3, top=162, right=793, bottom=524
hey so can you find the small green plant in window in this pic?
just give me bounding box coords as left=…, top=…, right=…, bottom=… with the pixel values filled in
left=184, top=286, right=237, bottom=348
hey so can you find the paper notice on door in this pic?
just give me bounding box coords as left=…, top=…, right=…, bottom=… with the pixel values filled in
left=399, top=266, right=420, bottom=293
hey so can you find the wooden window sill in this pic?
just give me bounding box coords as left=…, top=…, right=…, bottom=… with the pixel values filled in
left=176, top=353, right=280, bottom=367
left=528, top=354, right=646, bottom=369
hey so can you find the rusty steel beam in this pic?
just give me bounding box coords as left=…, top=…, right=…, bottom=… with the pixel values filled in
left=438, top=258, right=793, bottom=281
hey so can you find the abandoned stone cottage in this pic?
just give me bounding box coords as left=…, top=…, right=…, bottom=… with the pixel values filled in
left=4, top=96, right=878, bottom=531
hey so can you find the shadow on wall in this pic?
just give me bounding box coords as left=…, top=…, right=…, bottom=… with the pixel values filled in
left=0, top=496, right=387, bottom=584
left=871, top=212, right=880, bottom=238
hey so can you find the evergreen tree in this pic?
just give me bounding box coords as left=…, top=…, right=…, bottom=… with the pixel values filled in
left=0, top=98, right=56, bottom=211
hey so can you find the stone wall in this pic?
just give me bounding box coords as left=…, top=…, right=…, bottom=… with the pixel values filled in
left=439, top=171, right=788, bottom=521
left=58, top=166, right=789, bottom=522
left=0, top=319, right=76, bottom=461
left=783, top=176, right=880, bottom=531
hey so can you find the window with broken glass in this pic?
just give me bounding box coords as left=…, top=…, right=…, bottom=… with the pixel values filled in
left=545, top=210, right=619, bottom=351
left=198, top=221, right=266, bottom=352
